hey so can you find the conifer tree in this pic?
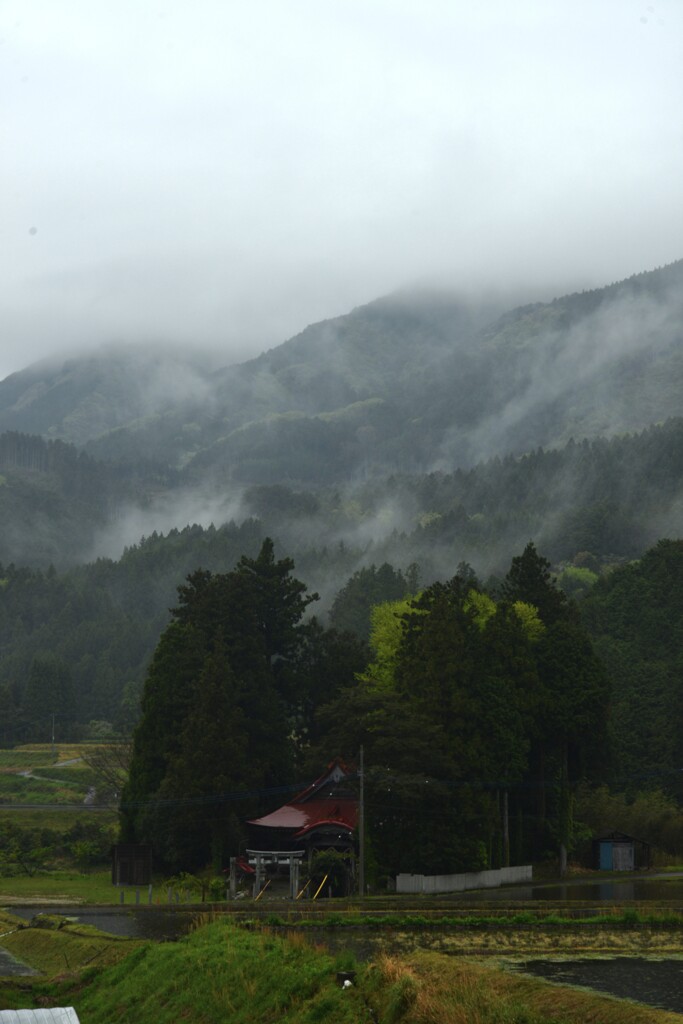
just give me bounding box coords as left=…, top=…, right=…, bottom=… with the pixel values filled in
left=121, top=539, right=318, bottom=870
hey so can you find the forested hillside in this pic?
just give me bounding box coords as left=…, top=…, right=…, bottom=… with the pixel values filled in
left=4, top=415, right=683, bottom=748
left=88, top=260, right=683, bottom=482
left=0, top=432, right=178, bottom=566
left=4, top=413, right=683, bottom=574
left=0, top=345, right=221, bottom=446
left=0, top=520, right=267, bottom=743
left=119, top=539, right=609, bottom=875
left=2, top=260, right=683, bottom=876
left=581, top=540, right=683, bottom=796
left=1, top=261, right=682, bottom=489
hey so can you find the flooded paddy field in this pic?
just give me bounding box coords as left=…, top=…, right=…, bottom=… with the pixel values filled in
left=5, top=876, right=683, bottom=1012
left=509, top=957, right=683, bottom=1015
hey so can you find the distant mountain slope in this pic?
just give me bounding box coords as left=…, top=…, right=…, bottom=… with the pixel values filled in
left=0, top=344, right=221, bottom=447
left=429, top=259, right=683, bottom=466
left=0, top=431, right=177, bottom=567
left=181, top=259, right=683, bottom=483
left=82, top=291, right=495, bottom=468
left=1, top=260, right=682, bottom=486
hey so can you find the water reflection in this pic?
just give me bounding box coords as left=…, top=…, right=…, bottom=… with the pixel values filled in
left=0, top=946, right=37, bottom=977
left=9, top=906, right=197, bottom=941
left=5, top=903, right=683, bottom=1013
left=457, top=876, right=683, bottom=902
left=512, top=957, right=683, bottom=1014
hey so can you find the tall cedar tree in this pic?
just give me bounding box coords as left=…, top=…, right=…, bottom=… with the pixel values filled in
left=502, top=541, right=608, bottom=863
left=121, top=539, right=318, bottom=869
left=501, top=541, right=572, bottom=626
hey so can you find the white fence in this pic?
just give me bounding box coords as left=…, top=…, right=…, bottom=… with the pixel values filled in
left=395, top=864, right=532, bottom=895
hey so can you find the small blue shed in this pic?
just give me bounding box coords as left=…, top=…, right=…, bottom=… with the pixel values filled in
left=592, top=830, right=651, bottom=871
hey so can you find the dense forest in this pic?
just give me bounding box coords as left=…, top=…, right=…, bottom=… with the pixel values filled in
left=4, top=413, right=683, bottom=574
left=4, top=411, right=683, bottom=752
left=120, top=539, right=609, bottom=876
left=3, top=259, right=683, bottom=877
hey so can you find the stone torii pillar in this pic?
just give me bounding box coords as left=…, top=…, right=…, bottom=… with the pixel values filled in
left=289, top=855, right=301, bottom=899
left=253, top=854, right=264, bottom=898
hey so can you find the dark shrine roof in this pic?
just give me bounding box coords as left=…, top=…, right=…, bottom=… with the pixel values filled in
left=248, top=759, right=358, bottom=836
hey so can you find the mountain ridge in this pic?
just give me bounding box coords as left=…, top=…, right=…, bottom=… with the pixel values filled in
left=1, top=259, right=683, bottom=487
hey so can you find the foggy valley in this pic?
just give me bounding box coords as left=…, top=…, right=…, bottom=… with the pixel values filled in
left=6, top=6, right=683, bottom=1019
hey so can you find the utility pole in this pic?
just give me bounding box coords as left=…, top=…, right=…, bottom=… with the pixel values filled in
left=359, top=745, right=365, bottom=898
left=51, top=714, right=56, bottom=760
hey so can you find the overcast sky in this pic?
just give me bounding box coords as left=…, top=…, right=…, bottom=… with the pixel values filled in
left=1, top=0, right=682, bottom=381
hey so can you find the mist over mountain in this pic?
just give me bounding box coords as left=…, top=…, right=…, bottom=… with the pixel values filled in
left=0, top=344, right=225, bottom=447
left=1, top=259, right=683, bottom=571
left=4, top=260, right=682, bottom=480
left=3, top=260, right=683, bottom=755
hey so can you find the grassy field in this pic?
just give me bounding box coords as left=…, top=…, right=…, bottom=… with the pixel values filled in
left=0, top=751, right=54, bottom=771
left=0, top=871, right=122, bottom=905
left=370, top=950, right=683, bottom=1024
left=0, top=743, right=105, bottom=805
left=2, top=917, right=682, bottom=1024
left=0, top=743, right=117, bottom=882
left=0, top=744, right=92, bottom=769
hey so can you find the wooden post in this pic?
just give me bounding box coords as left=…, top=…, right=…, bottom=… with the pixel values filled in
left=229, top=857, right=237, bottom=900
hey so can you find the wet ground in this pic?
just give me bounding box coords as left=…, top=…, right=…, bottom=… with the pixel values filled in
left=7, top=906, right=197, bottom=941
left=0, top=945, right=38, bottom=977
left=5, top=876, right=683, bottom=1011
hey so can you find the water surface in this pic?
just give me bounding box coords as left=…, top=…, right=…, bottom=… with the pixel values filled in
left=513, top=957, right=683, bottom=1014
left=0, top=946, right=38, bottom=977
left=9, top=906, right=197, bottom=941
left=457, top=876, right=683, bottom=903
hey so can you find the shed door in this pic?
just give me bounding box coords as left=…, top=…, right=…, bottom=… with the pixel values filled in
left=612, top=843, right=634, bottom=871
left=599, top=842, right=613, bottom=870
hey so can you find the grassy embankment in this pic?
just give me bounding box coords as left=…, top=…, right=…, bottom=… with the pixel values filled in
left=1, top=914, right=682, bottom=1024
left=0, top=908, right=140, bottom=978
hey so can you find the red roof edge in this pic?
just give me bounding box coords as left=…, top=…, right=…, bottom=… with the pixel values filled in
left=291, top=757, right=354, bottom=803
left=293, top=817, right=357, bottom=839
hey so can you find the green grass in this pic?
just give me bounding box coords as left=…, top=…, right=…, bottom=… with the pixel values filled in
left=0, top=773, right=89, bottom=803
left=0, top=808, right=115, bottom=832
left=0, top=751, right=54, bottom=770
left=369, top=951, right=683, bottom=1024
left=0, top=870, right=119, bottom=905
left=30, top=922, right=369, bottom=1024
left=32, top=766, right=99, bottom=785
left=1, top=914, right=141, bottom=978
left=3, top=919, right=681, bottom=1024
left=272, top=909, right=683, bottom=929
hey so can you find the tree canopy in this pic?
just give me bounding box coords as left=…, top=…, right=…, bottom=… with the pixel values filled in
left=121, top=539, right=335, bottom=870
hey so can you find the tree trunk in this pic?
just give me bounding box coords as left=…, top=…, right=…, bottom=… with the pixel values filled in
left=502, top=789, right=510, bottom=868
left=558, top=740, right=572, bottom=878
